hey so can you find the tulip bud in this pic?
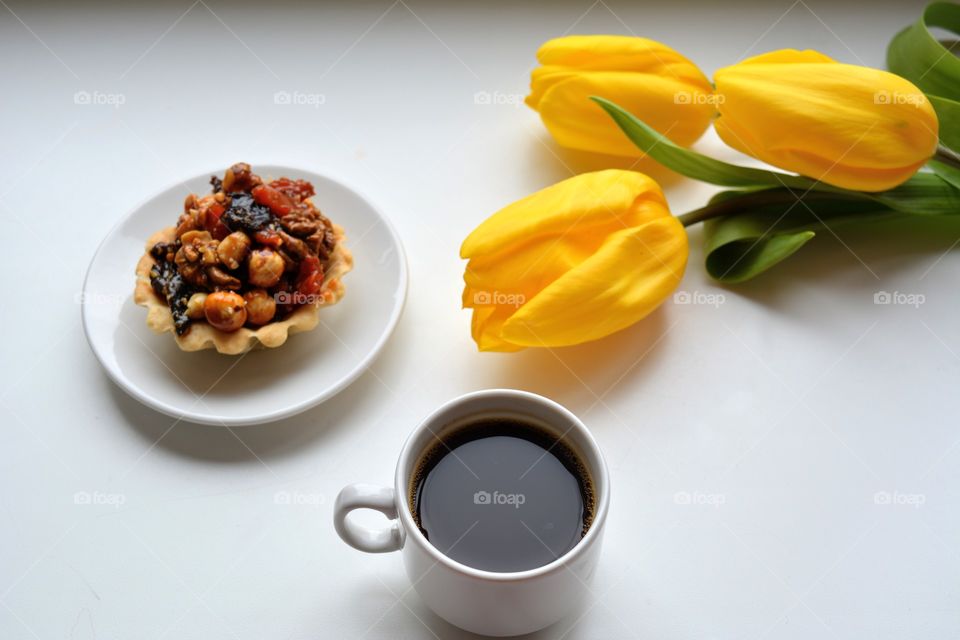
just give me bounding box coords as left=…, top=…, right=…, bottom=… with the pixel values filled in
left=713, top=49, right=939, bottom=192
left=461, top=170, right=688, bottom=351
left=526, top=35, right=715, bottom=157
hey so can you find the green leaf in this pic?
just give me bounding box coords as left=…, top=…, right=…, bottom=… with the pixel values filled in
left=929, top=159, right=960, bottom=191
left=888, top=2, right=960, bottom=152
left=875, top=170, right=960, bottom=215
left=594, top=96, right=960, bottom=216
left=701, top=189, right=899, bottom=283
left=888, top=2, right=960, bottom=103
left=929, top=94, right=960, bottom=151
left=706, top=226, right=816, bottom=284
left=591, top=96, right=815, bottom=190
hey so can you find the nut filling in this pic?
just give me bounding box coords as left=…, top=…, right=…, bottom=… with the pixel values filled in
left=144, top=163, right=346, bottom=339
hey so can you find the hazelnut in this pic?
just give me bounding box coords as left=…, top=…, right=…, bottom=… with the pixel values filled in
left=185, top=292, right=207, bottom=319
left=203, top=291, right=247, bottom=332
left=217, top=231, right=251, bottom=270
left=243, top=289, right=277, bottom=325
left=248, top=248, right=284, bottom=288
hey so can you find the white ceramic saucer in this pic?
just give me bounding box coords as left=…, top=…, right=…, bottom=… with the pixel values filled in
left=82, top=165, right=407, bottom=425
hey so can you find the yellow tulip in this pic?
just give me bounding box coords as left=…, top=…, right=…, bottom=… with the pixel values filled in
left=461, top=170, right=688, bottom=351
left=713, top=49, right=939, bottom=192
left=527, top=35, right=715, bottom=157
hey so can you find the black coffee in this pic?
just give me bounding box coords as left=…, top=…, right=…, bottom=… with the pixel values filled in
left=410, top=415, right=594, bottom=573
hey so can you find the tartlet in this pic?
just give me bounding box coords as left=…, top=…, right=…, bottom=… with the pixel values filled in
left=134, top=163, right=353, bottom=355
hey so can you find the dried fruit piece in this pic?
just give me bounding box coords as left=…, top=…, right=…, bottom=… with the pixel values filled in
left=296, top=255, right=324, bottom=299
left=149, top=257, right=196, bottom=335
left=222, top=193, right=276, bottom=235
left=252, top=184, right=297, bottom=216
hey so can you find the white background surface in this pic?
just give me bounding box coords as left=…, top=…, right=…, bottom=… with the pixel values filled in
left=1, top=1, right=958, bottom=638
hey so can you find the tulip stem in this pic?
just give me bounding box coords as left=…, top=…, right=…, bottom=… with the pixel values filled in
left=676, top=189, right=857, bottom=227
left=935, top=144, right=960, bottom=172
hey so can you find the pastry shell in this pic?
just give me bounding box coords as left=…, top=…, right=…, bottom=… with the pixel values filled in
left=134, top=225, right=353, bottom=355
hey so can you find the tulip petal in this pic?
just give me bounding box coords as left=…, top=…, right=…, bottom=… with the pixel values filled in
left=500, top=216, right=688, bottom=348
left=461, top=170, right=688, bottom=351
left=535, top=71, right=714, bottom=155
left=461, top=170, right=669, bottom=261
left=464, top=292, right=525, bottom=352
left=735, top=49, right=836, bottom=66
left=462, top=172, right=672, bottom=349
left=535, top=35, right=712, bottom=83
left=714, top=50, right=939, bottom=191
left=464, top=234, right=595, bottom=305
left=527, top=35, right=715, bottom=156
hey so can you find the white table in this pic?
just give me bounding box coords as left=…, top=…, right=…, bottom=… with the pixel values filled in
left=1, top=1, right=957, bottom=638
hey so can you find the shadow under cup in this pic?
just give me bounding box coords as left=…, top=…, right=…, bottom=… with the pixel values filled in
left=393, top=390, right=609, bottom=635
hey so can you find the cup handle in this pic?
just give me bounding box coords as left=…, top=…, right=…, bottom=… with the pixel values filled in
left=333, top=483, right=403, bottom=553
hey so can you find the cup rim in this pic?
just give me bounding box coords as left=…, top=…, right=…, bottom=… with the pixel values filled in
left=394, top=388, right=610, bottom=582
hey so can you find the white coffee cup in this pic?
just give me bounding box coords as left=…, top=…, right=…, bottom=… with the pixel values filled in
left=333, top=389, right=610, bottom=637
